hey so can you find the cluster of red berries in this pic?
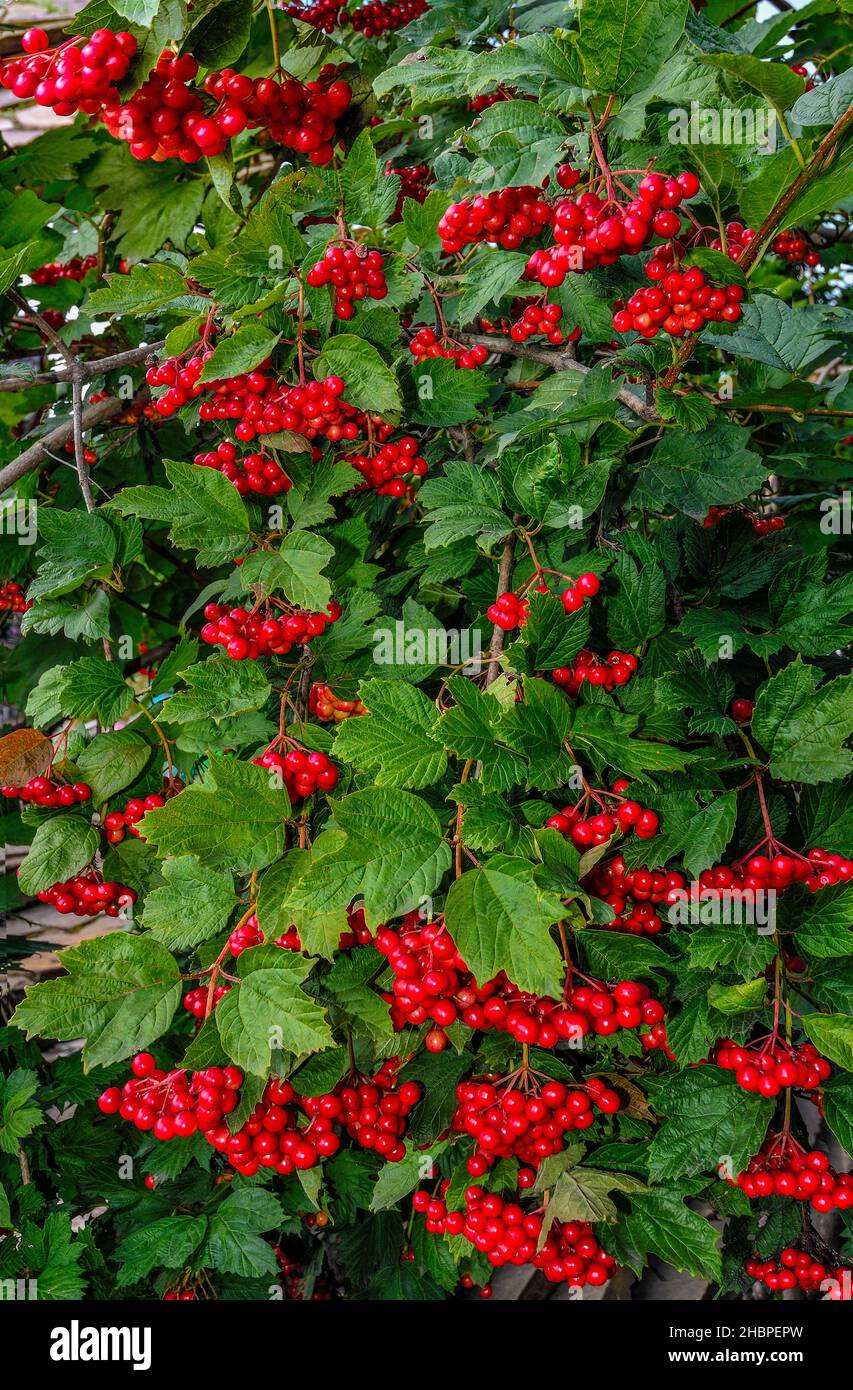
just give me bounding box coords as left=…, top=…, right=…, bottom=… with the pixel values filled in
left=194, top=441, right=291, bottom=497
left=309, top=682, right=366, bottom=722
left=98, top=1054, right=242, bottom=1141
left=546, top=789, right=660, bottom=847
left=376, top=916, right=475, bottom=1039
left=2, top=775, right=91, bottom=807
left=100, top=51, right=349, bottom=164
left=283, top=0, right=428, bottom=36
left=0, top=27, right=136, bottom=114
left=102, top=793, right=167, bottom=845
left=552, top=648, right=637, bottom=696
left=386, top=161, right=432, bottom=219
left=407, top=327, right=489, bottom=370
left=415, top=1186, right=616, bottom=1286
left=745, top=1249, right=849, bottom=1295
left=63, top=440, right=97, bottom=466
left=438, top=186, right=553, bottom=254
left=452, top=1076, right=620, bottom=1174
left=702, top=505, right=785, bottom=535
left=252, top=744, right=340, bottom=801
left=486, top=589, right=529, bottom=630
left=509, top=302, right=575, bottom=346
left=209, top=1076, right=335, bottom=1175
left=30, top=256, right=97, bottom=285
left=346, top=435, right=427, bottom=495
left=0, top=580, right=29, bottom=613
left=489, top=569, right=603, bottom=631
left=711, top=221, right=755, bottom=262
left=697, top=847, right=853, bottom=898
left=613, top=264, right=744, bottom=340
left=36, top=873, right=137, bottom=917
left=584, top=855, right=686, bottom=937
left=470, top=86, right=530, bottom=112
left=714, top=1038, right=831, bottom=1099
left=149, top=351, right=370, bottom=443
left=200, top=598, right=342, bottom=660
left=183, top=983, right=230, bottom=1018
left=732, top=1138, right=853, bottom=1213
left=306, top=243, right=387, bottom=319
left=524, top=170, right=701, bottom=287
left=304, top=1064, right=421, bottom=1163
left=771, top=229, right=821, bottom=269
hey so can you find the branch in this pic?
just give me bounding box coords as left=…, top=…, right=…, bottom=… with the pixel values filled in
left=485, top=526, right=518, bottom=687
left=0, top=342, right=163, bottom=392
left=662, top=99, right=853, bottom=389
left=459, top=333, right=658, bottom=422
left=0, top=392, right=132, bottom=494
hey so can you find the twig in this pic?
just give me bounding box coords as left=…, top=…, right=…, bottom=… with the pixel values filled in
left=0, top=341, right=163, bottom=392
left=458, top=333, right=658, bottom=422
left=485, top=525, right=518, bottom=687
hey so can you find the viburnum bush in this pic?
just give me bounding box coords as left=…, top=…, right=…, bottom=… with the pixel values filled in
left=0, top=0, right=852, bottom=1307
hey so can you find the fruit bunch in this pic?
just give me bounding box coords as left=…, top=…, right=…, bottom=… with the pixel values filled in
left=486, top=589, right=529, bottom=631
left=345, top=435, right=428, bottom=495
left=0, top=581, right=30, bottom=613
left=415, top=1186, right=616, bottom=1286
left=509, top=302, right=574, bottom=346
left=488, top=565, right=602, bottom=631
left=98, top=1054, right=242, bottom=1141
left=612, top=264, right=744, bottom=340
left=584, top=855, right=687, bottom=937
left=302, top=1064, right=421, bottom=1162
left=282, top=0, right=429, bottom=36
left=452, top=1075, right=621, bottom=1174
left=183, top=983, right=230, bottom=1018
left=714, top=1037, right=832, bottom=1098
left=524, top=170, right=701, bottom=287
left=438, top=186, right=553, bottom=254
left=545, top=794, right=660, bottom=847
left=771, top=229, right=821, bottom=269
left=36, top=873, right=137, bottom=918
left=731, top=1136, right=853, bottom=1212
left=0, top=27, right=137, bottom=114
left=385, top=161, right=432, bottom=219
left=745, top=1249, right=849, bottom=1295
left=306, top=243, right=388, bottom=320
left=711, top=221, right=755, bottom=262
left=194, top=441, right=292, bottom=497
left=697, top=847, right=853, bottom=897
left=30, top=256, right=97, bottom=285
left=551, top=648, right=638, bottom=695
left=102, top=792, right=167, bottom=844
left=274, top=904, right=374, bottom=954
left=376, top=916, right=477, bottom=1038
left=253, top=743, right=340, bottom=801
left=200, top=597, right=342, bottom=659
left=102, top=54, right=350, bottom=165
left=2, top=776, right=91, bottom=807
left=309, top=682, right=367, bottom=722
left=206, top=1076, right=337, bottom=1175
left=407, top=326, right=489, bottom=370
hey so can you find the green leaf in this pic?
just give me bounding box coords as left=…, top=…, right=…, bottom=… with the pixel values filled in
left=635, top=423, right=767, bottom=519
left=186, top=0, right=252, bottom=67
left=115, top=1216, right=207, bottom=1287
left=205, top=1188, right=282, bottom=1277
left=504, top=591, right=591, bottom=674
left=334, top=679, right=447, bottom=789
left=56, top=656, right=134, bottom=725
left=142, top=856, right=238, bottom=950
left=409, top=359, right=490, bottom=427
left=29, top=510, right=117, bottom=602
left=703, top=294, right=839, bottom=376
left=437, top=677, right=526, bottom=792
left=578, top=0, right=689, bottom=95
left=12, top=934, right=182, bottom=1070
left=75, top=731, right=152, bottom=802
left=18, top=815, right=100, bottom=895
left=140, top=759, right=291, bottom=873
left=607, top=546, right=665, bottom=648
left=224, top=530, right=334, bottom=611
left=371, top=1140, right=448, bottom=1212
left=444, top=866, right=565, bottom=995
left=753, top=661, right=853, bottom=784
left=790, top=68, right=853, bottom=126
left=198, top=322, right=280, bottom=384
left=215, top=969, right=332, bottom=1075
left=160, top=656, right=271, bottom=725
left=617, top=1189, right=721, bottom=1281
left=0, top=1070, right=43, bottom=1155
left=822, top=1077, right=853, bottom=1154
left=802, top=1013, right=853, bottom=1071
left=419, top=460, right=509, bottom=551
left=86, top=261, right=188, bottom=317
left=648, top=1068, right=770, bottom=1182
left=707, top=976, right=768, bottom=1014
left=112, top=459, right=250, bottom=567
left=314, top=335, right=401, bottom=416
